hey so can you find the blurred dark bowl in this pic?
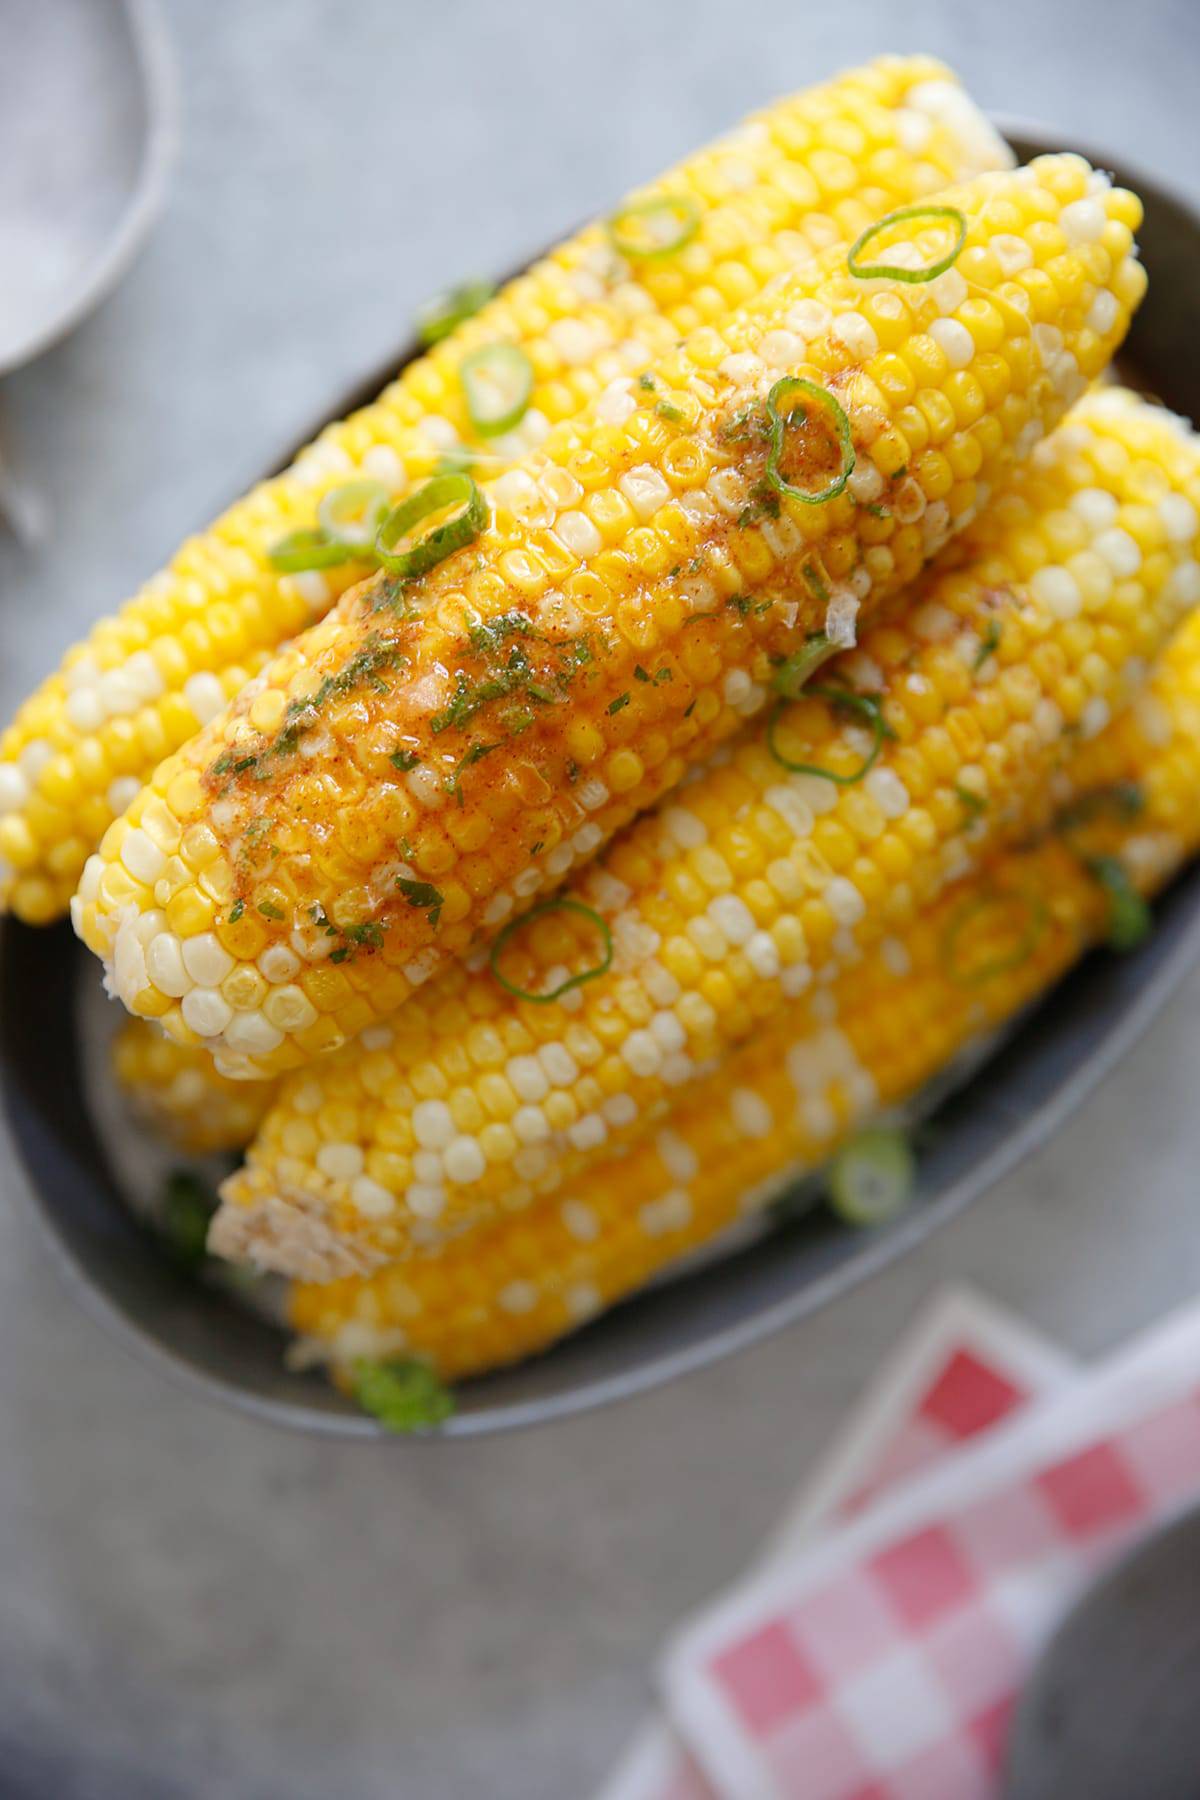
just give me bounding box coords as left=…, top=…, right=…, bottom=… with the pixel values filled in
left=1006, top=1502, right=1200, bottom=1799
left=4, top=124, right=1200, bottom=1437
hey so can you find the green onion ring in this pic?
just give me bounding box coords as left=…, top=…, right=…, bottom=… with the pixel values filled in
left=765, top=377, right=855, bottom=506
left=942, top=886, right=1048, bottom=987
left=1086, top=854, right=1152, bottom=952
left=376, top=473, right=488, bottom=581
left=772, top=633, right=836, bottom=700
left=416, top=278, right=496, bottom=347
left=607, top=194, right=700, bottom=260
left=268, top=528, right=353, bottom=574
left=489, top=898, right=614, bottom=1005
left=827, top=1129, right=916, bottom=1228
left=847, top=204, right=968, bottom=284
left=460, top=343, right=535, bottom=439
left=767, top=683, right=892, bottom=784
left=317, top=479, right=392, bottom=553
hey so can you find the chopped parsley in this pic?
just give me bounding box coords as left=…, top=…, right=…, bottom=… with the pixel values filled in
left=390, top=748, right=421, bottom=772
left=228, top=898, right=244, bottom=923
left=802, top=561, right=830, bottom=606
left=444, top=739, right=501, bottom=804
left=719, top=402, right=770, bottom=446
left=430, top=630, right=592, bottom=738
left=607, top=692, right=630, bottom=715
left=210, top=635, right=402, bottom=783
left=309, top=902, right=339, bottom=937
left=396, top=875, right=445, bottom=929
left=955, top=783, right=987, bottom=826
left=973, top=621, right=1002, bottom=670
left=257, top=899, right=285, bottom=921
left=1057, top=783, right=1145, bottom=834
left=345, top=921, right=385, bottom=950
left=655, top=400, right=685, bottom=424
left=467, top=611, right=536, bottom=656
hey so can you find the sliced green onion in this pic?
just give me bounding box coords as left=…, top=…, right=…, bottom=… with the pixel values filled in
left=772, top=633, right=836, bottom=700
left=161, top=1170, right=214, bottom=1271
left=847, top=204, right=968, bottom=283
left=376, top=473, right=488, bottom=582
left=1087, top=854, right=1152, bottom=952
left=827, top=1129, right=915, bottom=1228
left=416, top=278, right=495, bottom=347
left=316, top=479, right=391, bottom=554
left=351, top=1358, right=455, bottom=1433
left=767, top=684, right=892, bottom=784
left=489, top=898, right=613, bottom=1005
left=607, top=194, right=700, bottom=260
left=765, top=377, right=855, bottom=507
left=943, top=887, right=1047, bottom=987
left=268, top=528, right=352, bottom=574
left=460, top=343, right=534, bottom=438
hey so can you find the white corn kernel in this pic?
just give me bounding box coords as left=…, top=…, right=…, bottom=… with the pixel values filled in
left=120, top=829, right=165, bottom=885
left=181, top=988, right=233, bottom=1038
left=145, top=932, right=189, bottom=998
left=263, top=986, right=318, bottom=1032
left=929, top=317, right=974, bottom=370
left=443, top=1137, right=486, bottom=1185
left=223, top=1012, right=284, bottom=1056
left=182, top=933, right=235, bottom=987
left=411, top=1100, right=455, bottom=1150
left=316, top=1142, right=365, bottom=1181
left=184, top=673, right=227, bottom=725
left=350, top=1176, right=396, bottom=1218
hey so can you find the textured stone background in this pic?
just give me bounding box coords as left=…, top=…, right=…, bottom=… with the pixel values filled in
left=1, top=3, right=1198, bottom=1794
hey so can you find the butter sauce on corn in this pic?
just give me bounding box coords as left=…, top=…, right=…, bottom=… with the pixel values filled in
left=286, top=607, right=1200, bottom=1379
left=77, top=157, right=1144, bottom=1084
left=0, top=57, right=1006, bottom=925
left=210, top=391, right=1200, bottom=1278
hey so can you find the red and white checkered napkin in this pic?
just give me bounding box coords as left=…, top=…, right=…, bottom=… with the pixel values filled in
left=661, top=1301, right=1200, bottom=1800
left=595, top=1288, right=1072, bottom=1800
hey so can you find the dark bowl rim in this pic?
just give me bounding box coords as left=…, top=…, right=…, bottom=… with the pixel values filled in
left=6, top=115, right=1200, bottom=1440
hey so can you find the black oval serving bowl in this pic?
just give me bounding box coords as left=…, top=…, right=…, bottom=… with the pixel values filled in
left=4, top=127, right=1200, bottom=1438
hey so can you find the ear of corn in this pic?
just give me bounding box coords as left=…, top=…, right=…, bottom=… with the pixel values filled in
left=77, top=157, right=1145, bottom=1080
left=210, top=388, right=1200, bottom=1278
left=0, top=57, right=1007, bottom=926
left=285, top=607, right=1200, bottom=1379
left=112, top=1020, right=276, bottom=1155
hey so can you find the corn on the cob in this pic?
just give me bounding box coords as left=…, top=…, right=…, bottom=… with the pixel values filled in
left=286, top=608, right=1200, bottom=1378
left=0, top=58, right=1008, bottom=927
left=112, top=1020, right=276, bottom=1155
left=211, top=389, right=1200, bottom=1277
left=76, top=157, right=1145, bottom=1079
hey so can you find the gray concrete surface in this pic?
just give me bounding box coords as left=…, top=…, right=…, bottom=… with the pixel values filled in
left=1, top=2, right=1199, bottom=1794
